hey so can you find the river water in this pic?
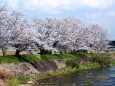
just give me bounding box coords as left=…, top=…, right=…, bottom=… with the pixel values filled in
left=35, top=66, right=115, bottom=86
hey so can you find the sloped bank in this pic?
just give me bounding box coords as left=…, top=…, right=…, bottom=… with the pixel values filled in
left=0, top=55, right=111, bottom=86
left=0, top=57, right=92, bottom=76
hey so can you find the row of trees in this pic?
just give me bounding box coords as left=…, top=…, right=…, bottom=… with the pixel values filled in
left=0, top=4, right=108, bottom=56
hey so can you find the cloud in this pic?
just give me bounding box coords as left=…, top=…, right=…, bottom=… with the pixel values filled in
left=5, top=0, right=19, bottom=9
left=3, top=0, right=115, bottom=13
left=85, top=11, right=115, bottom=25
left=86, top=11, right=115, bottom=21
left=79, top=0, right=115, bottom=9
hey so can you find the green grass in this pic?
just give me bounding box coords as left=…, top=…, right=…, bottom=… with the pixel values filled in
left=37, top=68, right=76, bottom=80
left=0, top=52, right=113, bottom=64
left=40, top=52, right=100, bottom=61
left=41, top=52, right=88, bottom=60
left=0, top=53, right=86, bottom=64
left=8, top=75, right=31, bottom=86
left=0, top=54, right=42, bottom=64
left=110, top=60, right=115, bottom=65
left=107, top=52, right=115, bottom=56
left=84, top=53, right=97, bottom=57
left=37, top=73, right=51, bottom=80
left=83, top=82, right=92, bottom=86
left=77, top=63, right=101, bottom=71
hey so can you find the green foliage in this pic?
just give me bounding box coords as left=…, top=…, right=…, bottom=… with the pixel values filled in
left=83, top=82, right=92, bottom=86
left=92, top=54, right=111, bottom=68
left=110, top=60, right=115, bottom=65
left=78, top=63, right=101, bottom=71
left=65, top=60, right=79, bottom=68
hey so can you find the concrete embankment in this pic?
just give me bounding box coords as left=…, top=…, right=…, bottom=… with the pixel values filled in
left=0, top=58, right=92, bottom=76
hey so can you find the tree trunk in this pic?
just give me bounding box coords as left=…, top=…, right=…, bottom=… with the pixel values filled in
left=2, top=48, right=6, bottom=57
left=64, top=48, right=66, bottom=54
left=71, top=49, right=76, bottom=54
left=15, top=49, right=20, bottom=57
left=58, top=48, right=62, bottom=54
left=40, top=49, right=51, bottom=55
left=39, top=49, right=44, bottom=55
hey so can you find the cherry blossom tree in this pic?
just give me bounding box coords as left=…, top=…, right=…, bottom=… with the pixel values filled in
left=53, top=18, right=81, bottom=54
left=0, top=4, right=11, bottom=56
left=9, top=11, right=36, bottom=56
left=0, top=4, right=36, bottom=56
left=33, top=18, right=58, bottom=54
left=79, top=25, right=108, bottom=53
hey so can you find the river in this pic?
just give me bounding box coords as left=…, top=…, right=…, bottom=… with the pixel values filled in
left=35, top=66, right=115, bottom=86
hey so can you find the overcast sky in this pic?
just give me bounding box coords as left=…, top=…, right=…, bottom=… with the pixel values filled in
left=1, top=0, right=115, bottom=40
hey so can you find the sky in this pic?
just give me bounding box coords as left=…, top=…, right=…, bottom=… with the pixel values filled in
left=0, top=0, right=115, bottom=40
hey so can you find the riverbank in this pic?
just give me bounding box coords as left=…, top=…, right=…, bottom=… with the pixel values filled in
left=8, top=61, right=110, bottom=86
left=37, top=60, right=115, bottom=81
left=7, top=57, right=115, bottom=86
left=0, top=52, right=114, bottom=86
left=35, top=66, right=115, bottom=86
left=37, top=63, right=101, bottom=79
left=7, top=63, right=102, bottom=86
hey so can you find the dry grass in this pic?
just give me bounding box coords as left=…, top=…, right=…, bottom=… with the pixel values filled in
left=0, top=67, right=10, bottom=86
left=0, top=50, right=16, bottom=56
left=0, top=49, right=25, bottom=56
left=0, top=49, right=39, bottom=56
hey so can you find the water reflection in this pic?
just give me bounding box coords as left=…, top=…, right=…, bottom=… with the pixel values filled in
left=35, top=66, right=115, bottom=86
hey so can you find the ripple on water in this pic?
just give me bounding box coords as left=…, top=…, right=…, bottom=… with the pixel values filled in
left=35, top=66, right=115, bottom=86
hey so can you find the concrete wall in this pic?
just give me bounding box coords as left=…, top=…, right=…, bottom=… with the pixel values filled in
left=0, top=58, right=91, bottom=76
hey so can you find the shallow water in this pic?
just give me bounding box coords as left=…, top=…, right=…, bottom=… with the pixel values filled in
left=35, top=66, right=115, bottom=86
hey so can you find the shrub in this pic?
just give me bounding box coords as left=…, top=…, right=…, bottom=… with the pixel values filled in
left=65, top=60, right=79, bottom=68
left=83, top=82, right=92, bottom=86
left=92, top=53, right=111, bottom=68
left=0, top=67, right=10, bottom=86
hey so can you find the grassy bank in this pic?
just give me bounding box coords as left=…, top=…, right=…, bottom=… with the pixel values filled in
left=0, top=54, right=41, bottom=64
left=0, top=53, right=98, bottom=64
left=7, top=63, right=101, bottom=86
left=38, top=63, right=101, bottom=79
left=1, top=53, right=113, bottom=86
